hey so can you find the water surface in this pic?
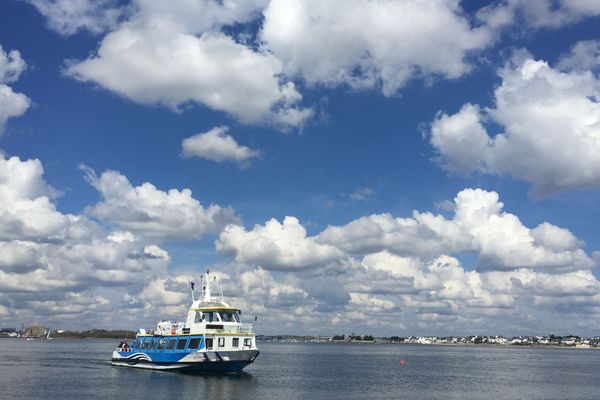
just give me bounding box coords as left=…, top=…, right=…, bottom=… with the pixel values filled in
left=1, top=339, right=598, bottom=399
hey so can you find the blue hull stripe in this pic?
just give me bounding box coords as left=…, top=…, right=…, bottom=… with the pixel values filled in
left=112, top=359, right=253, bottom=373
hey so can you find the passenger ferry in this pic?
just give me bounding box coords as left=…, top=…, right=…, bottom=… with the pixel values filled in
left=111, top=271, right=259, bottom=372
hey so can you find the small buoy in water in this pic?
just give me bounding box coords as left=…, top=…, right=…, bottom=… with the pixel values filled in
left=399, top=359, right=405, bottom=365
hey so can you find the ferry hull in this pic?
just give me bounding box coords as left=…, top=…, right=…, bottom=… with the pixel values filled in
left=111, top=359, right=255, bottom=372
left=111, top=350, right=259, bottom=373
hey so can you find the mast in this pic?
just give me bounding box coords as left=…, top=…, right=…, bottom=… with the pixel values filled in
left=202, top=270, right=212, bottom=302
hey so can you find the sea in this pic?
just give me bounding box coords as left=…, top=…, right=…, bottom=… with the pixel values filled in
left=1, top=339, right=599, bottom=399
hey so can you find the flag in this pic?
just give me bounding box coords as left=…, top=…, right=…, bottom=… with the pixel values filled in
left=190, top=282, right=195, bottom=291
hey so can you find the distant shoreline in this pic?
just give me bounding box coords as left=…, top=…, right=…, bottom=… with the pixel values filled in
left=257, top=334, right=600, bottom=349
left=0, top=329, right=136, bottom=340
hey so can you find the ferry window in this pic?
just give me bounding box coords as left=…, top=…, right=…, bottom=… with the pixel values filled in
left=204, top=312, right=215, bottom=322
left=220, top=312, right=234, bottom=322
left=188, top=338, right=201, bottom=350
left=234, top=312, right=240, bottom=323
left=153, top=339, right=160, bottom=350
left=244, top=338, right=252, bottom=347
left=158, top=339, right=166, bottom=350
left=142, top=339, right=150, bottom=350
left=232, top=338, right=239, bottom=348
left=166, top=339, right=176, bottom=350
left=194, top=312, right=203, bottom=323
left=176, top=338, right=188, bottom=350
left=218, top=337, right=225, bottom=347
left=205, top=338, right=213, bottom=349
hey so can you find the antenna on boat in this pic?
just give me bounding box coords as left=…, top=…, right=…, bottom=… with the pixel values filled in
left=202, top=269, right=212, bottom=302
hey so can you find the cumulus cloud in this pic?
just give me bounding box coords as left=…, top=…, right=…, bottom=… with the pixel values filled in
left=216, top=216, right=342, bottom=270
left=182, top=126, right=260, bottom=165
left=429, top=52, right=600, bottom=195
left=236, top=268, right=309, bottom=310
left=477, top=0, right=600, bottom=30
left=349, top=252, right=600, bottom=333
left=558, top=39, right=600, bottom=71
left=0, top=153, right=174, bottom=328
left=0, top=46, right=26, bottom=83
left=138, top=276, right=190, bottom=308
left=0, top=154, right=247, bottom=330
left=252, top=249, right=596, bottom=334
left=220, top=188, right=594, bottom=274
left=27, top=0, right=124, bottom=35
left=321, top=188, right=595, bottom=273
left=0, top=155, right=67, bottom=241
left=1, top=154, right=599, bottom=334
left=130, top=0, right=268, bottom=34
left=82, top=166, right=240, bottom=241
left=260, top=0, right=492, bottom=95
left=64, top=1, right=312, bottom=127
left=0, top=46, right=30, bottom=134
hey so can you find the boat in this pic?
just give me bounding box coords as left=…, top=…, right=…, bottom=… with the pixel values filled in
left=111, top=271, right=259, bottom=372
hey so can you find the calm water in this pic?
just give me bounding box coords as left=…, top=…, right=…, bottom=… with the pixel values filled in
left=1, top=339, right=599, bottom=399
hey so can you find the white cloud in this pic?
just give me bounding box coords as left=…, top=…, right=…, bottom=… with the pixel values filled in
left=27, top=0, right=124, bottom=35
left=477, top=0, right=600, bottom=30
left=0, top=153, right=173, bottom=328
left=0, top=86, right=30, bottom=134
left=82, top=166, right=240, bottom=241
left=235, top=268, right=309, bottom=310
left=216, top=216, right=342, bottom=270
left=0, top=46, right=30, bottom=134
left=260, top=0, right=492, bottom=95
left=558, top=39, right=600, bottom=71
left=0, top=155, right=67, bottom=241
left=1, top=154, right=599, bottom=334
left=352, top=252, right=600, bottom=332
left=429, top=53, right=600, bottom=195
left=217, top=188, right=594, bottom=275
left=429, top=103, right=490, bottom=172
left=316, top=212, right=471, bottom=259
left=530, top=222, right=583, bottom=252
left=361, top=251, right=442, bottom=293
left=182, top=126, right=260, bottom=165
left=107, top=230, right=136, bottom=243
left=349, top=187, right=376, bottom=202
left=0, top=46, right=26, bottom=83
left=131, top=0, right=268, bottom=34
left=64, top=1, right=312, bottom=127
left=321, top=188, right=595, bottom=273
left=0, top=242, right=43, bottom=273
left=138, top=275, right=190, bottom=307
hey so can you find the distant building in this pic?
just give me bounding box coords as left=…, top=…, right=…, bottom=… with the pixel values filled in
left=0, top=328, right=18, bottom=338
left=24, top=326, right=48, bottom=338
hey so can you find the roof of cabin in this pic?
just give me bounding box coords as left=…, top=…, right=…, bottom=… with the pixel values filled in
left=192, top=306, right=240, bottom=311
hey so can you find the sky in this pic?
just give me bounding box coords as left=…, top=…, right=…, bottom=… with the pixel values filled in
left=0, top=0, right=600, bottom=337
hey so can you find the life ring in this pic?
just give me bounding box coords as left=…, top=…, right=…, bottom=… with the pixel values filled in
left=171, top=326, right=176, bottom=334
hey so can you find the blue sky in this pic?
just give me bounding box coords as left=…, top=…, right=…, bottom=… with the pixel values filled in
left=1, top=0, right=600, bottom=336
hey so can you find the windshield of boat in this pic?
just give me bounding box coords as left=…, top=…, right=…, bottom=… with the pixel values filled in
left=218, top=311, right=240, bottom=323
